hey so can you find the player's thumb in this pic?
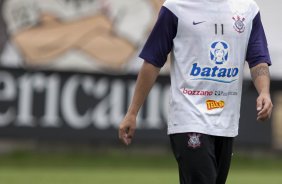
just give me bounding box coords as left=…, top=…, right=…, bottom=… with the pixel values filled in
left=257, top=97, right=263, bottom=111
left=126, top=126, right=136, bottom=144
left=128, top=126, right=136, bottom=138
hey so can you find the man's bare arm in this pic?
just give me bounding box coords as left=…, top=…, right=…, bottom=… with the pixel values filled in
left=250, top=63, right=273, bottom=121
left=77, top=32, right=135, bottom=69
left=119, top=61, right=160, bottom=145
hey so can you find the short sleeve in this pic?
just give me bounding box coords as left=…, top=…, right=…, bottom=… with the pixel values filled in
left=139, top=6, right=178, bottom=68
left=246, top=12, right=271, bottom=68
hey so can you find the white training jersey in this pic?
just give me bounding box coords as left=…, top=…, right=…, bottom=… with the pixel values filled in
left=140, top=0, right=271, bottom=137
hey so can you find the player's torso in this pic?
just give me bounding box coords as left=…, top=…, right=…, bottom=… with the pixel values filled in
left=171, top=0, right=257, bottom=84
left=165, top=0, right=259, bottom=132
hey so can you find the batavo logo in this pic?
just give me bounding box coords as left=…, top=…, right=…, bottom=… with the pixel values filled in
left=190, top=41, right=239, bottom=83
left=206, top=100, right=225, bottom=110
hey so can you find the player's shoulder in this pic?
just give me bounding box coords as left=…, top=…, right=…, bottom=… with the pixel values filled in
left=228, top=0, right=259, bottom=18
left=162, top=0, right=182, bottom=16
left=229, top=0, right=259, bottom=9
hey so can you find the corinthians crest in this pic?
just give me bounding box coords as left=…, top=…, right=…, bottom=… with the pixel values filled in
left=232, top=15, right=246, bottom=33
left=187, top=133, right=202, bottom=149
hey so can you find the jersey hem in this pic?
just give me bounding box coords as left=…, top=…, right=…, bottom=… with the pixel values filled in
left=167, top=126, right=238, bottom=137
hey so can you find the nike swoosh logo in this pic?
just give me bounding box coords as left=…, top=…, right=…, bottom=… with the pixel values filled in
left=193, top=21, right=206, bottom=25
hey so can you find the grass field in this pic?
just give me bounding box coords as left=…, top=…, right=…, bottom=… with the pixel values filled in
left=0, top=149, right=281, bottom=184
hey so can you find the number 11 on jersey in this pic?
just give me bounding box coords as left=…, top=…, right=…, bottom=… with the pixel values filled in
left=215, top=24, right=224, bottom=35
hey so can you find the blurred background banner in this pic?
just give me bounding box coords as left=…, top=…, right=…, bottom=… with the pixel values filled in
left=0, top=66, right=170, bottom=143
left=0, top=0, right=280, bottom=151
left=0, top=0, right=164, bottom=73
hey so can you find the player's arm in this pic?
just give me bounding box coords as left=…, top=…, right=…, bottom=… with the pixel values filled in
left=246, top=12, right=272, bottom=121
left=119, top=61, right=160, bottom=145
left=250, top=63, right=273, bottom=121
left=119, top=5, right=178, bottom=145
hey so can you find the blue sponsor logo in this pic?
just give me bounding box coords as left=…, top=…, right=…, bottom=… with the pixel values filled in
left=189, top=40, right=239, bottom=83
left=210, top=41, right=229, bottom=65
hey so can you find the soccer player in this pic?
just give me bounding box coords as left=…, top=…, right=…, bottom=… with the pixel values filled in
left=119, top=0, right=273, bottom=183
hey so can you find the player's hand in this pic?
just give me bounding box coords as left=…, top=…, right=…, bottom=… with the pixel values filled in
left=119, top=114, right=136, bottom=145
left=256, top=93, right=273, bottom=121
